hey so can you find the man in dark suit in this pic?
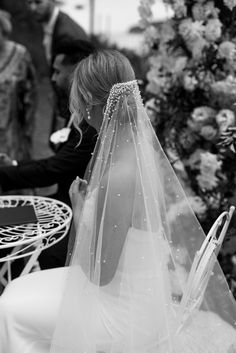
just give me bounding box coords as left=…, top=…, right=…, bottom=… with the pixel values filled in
left=26, top=0, right=88, bottom=69
left=26, top=0, right=90, bottom=134
left=0, top=39, right=97, bottom=269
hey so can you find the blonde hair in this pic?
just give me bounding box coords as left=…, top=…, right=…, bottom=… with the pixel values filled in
left=70, top=49, right=135, bottom=132
left=0, top=10, right=12, bottom=37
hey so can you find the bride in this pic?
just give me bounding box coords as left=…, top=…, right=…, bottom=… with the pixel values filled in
left=0, top=49, right=236, bottom=353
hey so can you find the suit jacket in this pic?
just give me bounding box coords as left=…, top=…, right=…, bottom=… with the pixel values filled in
left=0, top=122, right=97, bottom=205
left=51, top=11, right=89, bottom=68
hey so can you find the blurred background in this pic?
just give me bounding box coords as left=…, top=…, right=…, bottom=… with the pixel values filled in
left=56, top=0, right=173, bottom=51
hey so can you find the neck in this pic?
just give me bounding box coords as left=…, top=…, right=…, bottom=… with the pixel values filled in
left=90, top=105, right=104, bottom=132
left=43, top=5, right=55, bottom=24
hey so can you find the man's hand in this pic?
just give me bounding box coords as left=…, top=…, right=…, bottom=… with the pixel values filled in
left=0, top=153, right=14, bottom=166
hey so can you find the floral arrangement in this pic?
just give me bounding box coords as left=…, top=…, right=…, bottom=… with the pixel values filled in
left=139, top=0, right=236, bottom=295
left=139, top=0, right=236, bottom=230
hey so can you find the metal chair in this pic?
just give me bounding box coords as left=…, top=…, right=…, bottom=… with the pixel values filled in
left=178, top=205, right=235, bottom=331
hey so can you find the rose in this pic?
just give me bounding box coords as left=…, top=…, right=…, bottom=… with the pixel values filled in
left=205, top=19, right=222, bottom=42
left=218, top=41, right=236, bottom=61
left=161, top=21, right=176, bottom=44
left=138, top=2, right=152, bottom=21
left=179, top=128, right=198, bottom=150
left=200, top=151, right=222, bottom=175
left=196, top=152, right=222, bottom=190
left=197, top=174, right=219, bottom=190
left=198, top=70, right=214, bottom=88
left=199, top=125, right=218, bottom=140
left=146, top=76, right=168, bottom=95
left=185, top=149, right=204, bottom=170
left=145, top=25, right=159, bottom=42
left=192, top=3, right=205, bottom=21
left=179, top=19, right=207, bottom=57
left=182, top=70, right=198, bottom=91
left=224, top=0, right=236, bottom=10
left=172, top=0, right=187, bottom=18
left=188, top=107, right=216, bottom=131
left=216, top=109, right=235, bottom=132
left=208, top=193, right=222, bottom=209
left=204, top=1, right=220, bottom=19
left=191, top=37, right=208, bottom=59
left=192, top=106, right=215, bottom=123
left=146, top=66, right=169, bottom=95
left=188, top=196, right=207, bottom=218
left=179, top=19, right=205, bottom=43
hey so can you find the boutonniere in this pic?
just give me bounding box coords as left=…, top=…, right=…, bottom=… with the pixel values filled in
left=50, top=114, right=75, bottom=145
left=50, top=127, right=71, bottom=144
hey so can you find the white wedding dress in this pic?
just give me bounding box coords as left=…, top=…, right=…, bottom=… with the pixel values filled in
left=0, top=190, right=236, bottom=353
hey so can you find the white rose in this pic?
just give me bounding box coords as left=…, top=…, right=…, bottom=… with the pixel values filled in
left=216, top=109, right=235, bottom=132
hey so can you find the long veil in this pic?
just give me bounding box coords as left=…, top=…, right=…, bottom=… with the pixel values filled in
left=50, top=80, right=236, bottom=353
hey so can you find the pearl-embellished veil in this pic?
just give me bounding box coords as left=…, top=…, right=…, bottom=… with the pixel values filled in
left=50, top=80, right=236, bottom=352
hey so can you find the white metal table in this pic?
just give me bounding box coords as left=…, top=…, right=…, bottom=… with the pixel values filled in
left=0, top=195, right=72, bottom=287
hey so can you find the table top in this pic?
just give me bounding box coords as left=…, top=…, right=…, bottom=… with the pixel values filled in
left=0, top=195, right=72, bottom=249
